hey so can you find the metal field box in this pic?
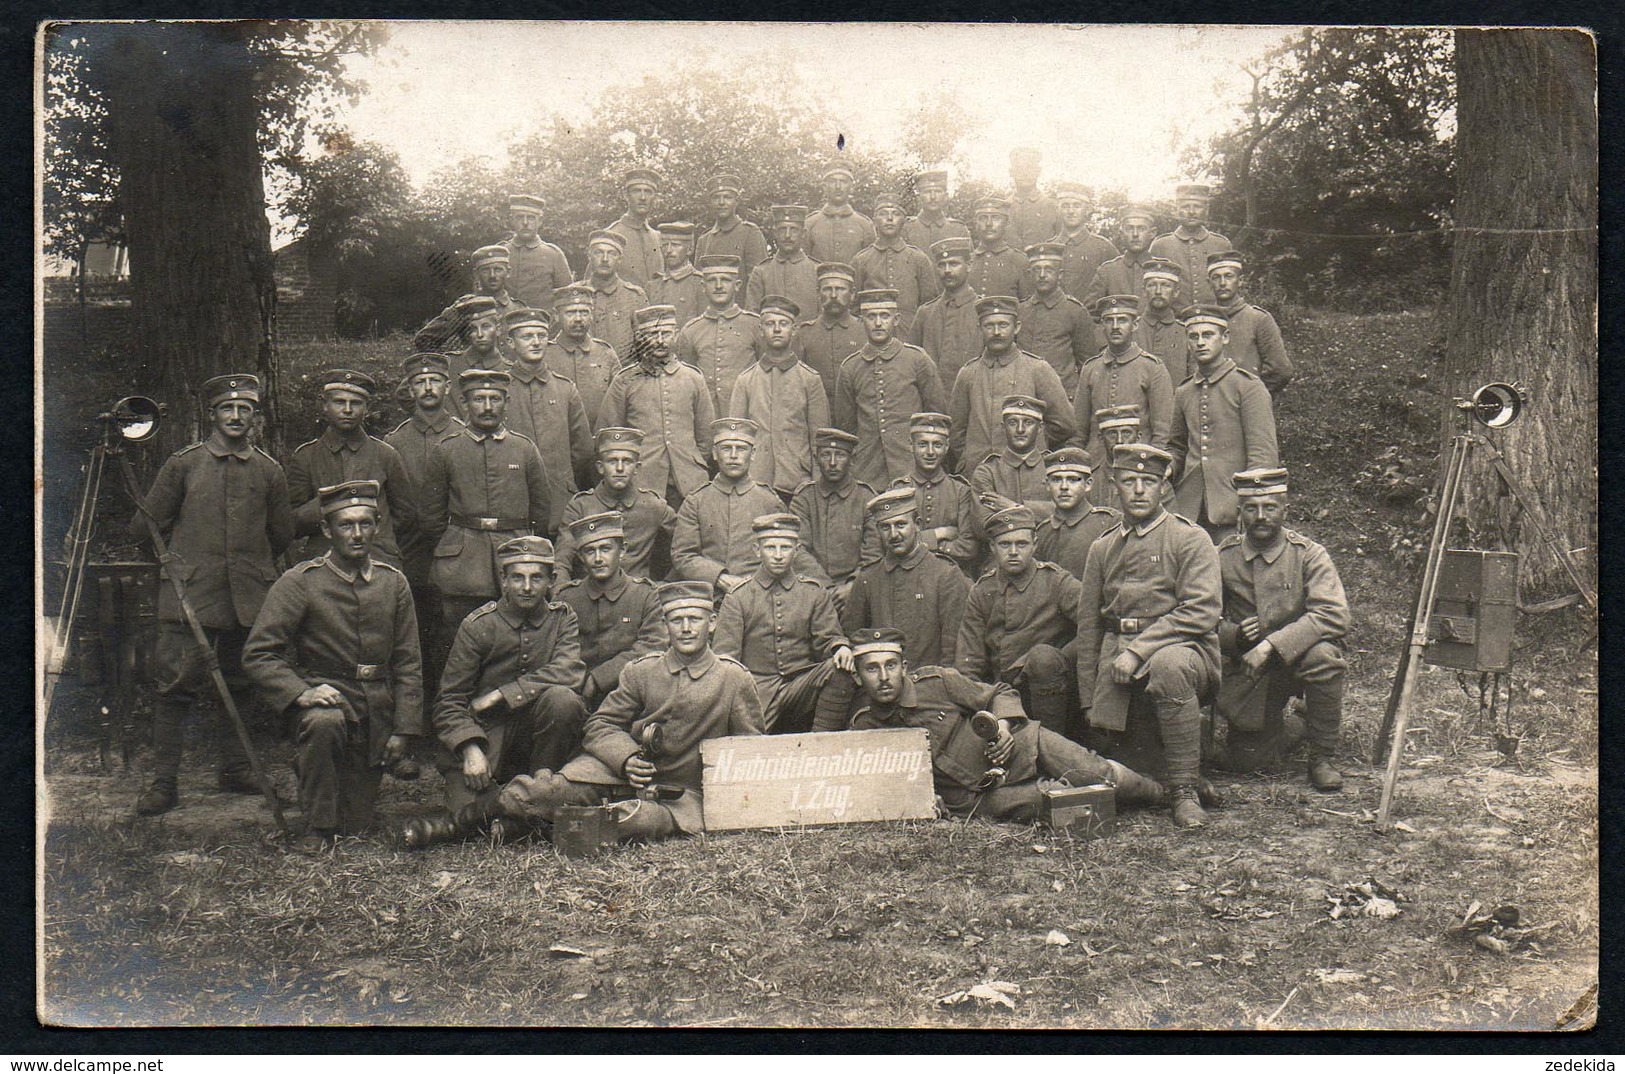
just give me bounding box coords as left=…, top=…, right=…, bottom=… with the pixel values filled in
left=1425, top=549, right=1518, bottom=672
left=1040, top=784, right=1116, bottom=837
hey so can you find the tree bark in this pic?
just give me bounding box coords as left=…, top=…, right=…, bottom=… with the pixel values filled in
left=100, top=24, right=278, bottom=455
left=1444, top=29, right=1596, bottom=598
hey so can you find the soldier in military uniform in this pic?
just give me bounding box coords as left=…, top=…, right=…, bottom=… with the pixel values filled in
left=728, top=295, right=829, bottom=497
left=672, top=417, right=824, bottom=591
left=444, top=295, right=506, bottom=409
left=796, top=262, right=866, bottom=410
left=902, top=170, right=970, bottom=251
left=1005, top=147, right=1061, bottom=253
left=1134, top=259, right=1188, bottom=369
left=696, top=174, right=769, bottom=292
left=1206, top=251, right=1294, bottom=395
left=420, top=369, right=553, bottom=630
left=243, top=481, right=422, bottom=848
left=500, top=306, right=594, bottom=534
left=968, top=198, right=1031, bottom=301
left=431, top=535, right=589, bottom=824
left=848, top=628, right=1173, bottom=821
left=493, top=580, right=765, bottom=844
left=414, top=249, right=518, bottom=358
left=805, top=166, right=876, bottom=265
left=598, top=305, right=715, bottom=508
left=890, top=412, right=980, bottom=572
left=650, top=221, right=706, bottom=329
left=554, top=511, right=668, bottom=706
left=605, top=168, right=664, bottom=290
left=1034, top=446, right=1119, bottom=579
left=851, top=194, right=939, bottom=335
left=1075, top=444, right=1223, bottom=828
left=501, top=193, right=573, bottom=307
left=1017, top=242, right=1095, bottom=402
left=1217, top=468, right=1349, bottom=790
left=834, top=288, right=947, bottom=488
left=577, top=229, right=649, bottom=364
left=789, top=427, right=881, bottom=603
left=951, top=295, right=1077, bottom=474
left=286, top=369, right=417, bottom=571
left=545, top=284, right=623, bottom=426
left=676, top=254, right=761, bottom=416
left=1051, top=182, right=1120, bottom=310
left=1073, top=294, right=1176, bottom=474
left=1084, top=205, right=1159, bottom=308
left=132, top=374, right=294, bottom=816
left=907, top=237, right=984, bottom=391
left=971, top=395, right=1057, bottom=522
left=714, top=514, right=854, bottom=734
left=1167, top=305, right=1280, bottom=542
left=956, top=505, right=1087, bottom=741
left=746, top=206, right=820, bottom=321
left=1148, top=183, right=1232, bottom=308
left=1086, top=404, right=1144, bottom=509
left=554, top=427, right=677, bottom=584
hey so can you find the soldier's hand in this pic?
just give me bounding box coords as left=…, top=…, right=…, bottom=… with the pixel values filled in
left=933, top=526, right=959, bottom=549
left=623, top=755, right=658, bottom=788
left=461, top=743, right=492, bottom=791
left=1242, top=640, right=1274, bottom=677
left=471, top=689, right=505, bottom=714
left=985, top=724, right=1016, bottom=766
left=1110, top=650, right=1143, bottom=685
left=296, top=683, right=344, bottom=708
left=382, top=734, right=410, bottom=767
left=833, top=645, right=855, bottom=673
left=1239, top=616, right=1263, bottom=643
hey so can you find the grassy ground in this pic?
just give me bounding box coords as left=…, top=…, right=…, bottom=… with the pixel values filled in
left=40, top=309, right=1599, bottom=1029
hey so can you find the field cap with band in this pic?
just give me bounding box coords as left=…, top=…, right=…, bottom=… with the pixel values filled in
left=1091, top=295, right=1142, bottom=319
left=931, top=236, right=974, bottom=260
left=814, top=427, right=860, bottom=451
left=1111, top=443, right=1174, bottom=477
left=633, top=305, right=679, bottom=329
left=459, top=368, right=512, bottom=395
left=588, top=229, right=627, bottom=252
left=658, top=579, right=716, bottom=612
left=711, top=417, right=760, bottom=446
left=496, top=535, right=556, bottom=567
left=909, top=412, right=953, bottom=437
left=976, top=296, right=1020, bottom=321
left=570, top=510, right=626, bottom=544
left=204, top=374, right=260, bottom=407
left=318, top=480, right=380, bottom=515
left=595, top=426, right=644, bottom=455
left=1179, top=304, right=1229, bottom=328
left=817, top=262, right=857, bottom=283
left=1234, top=467, right=1290, bottom=498
left=1000, top=394, right=1046, bottom=421
left=1043, top=446, right=1094, bottom=477
left=850, top=627, right=906, bottom=659
left=402, top=353, right=451, bottom=380
left=471, top=244, right=511, bottom=268
left=508, top=194, right=545, bottom=213
left=1141, top=259, right=1183, bottom=284
left=751, top=513, right=802, bottom=540
left=1206, top=251, right=1246, bottom=274
left=1094, top=403, right=1143, bottom=434
left=503, top=307, right=553, bottom=333
left=321, top=369, right=376, bottom=398
left=985, top=504, right=1039, bottom=539
left=865, top=487, right=918, bottom=522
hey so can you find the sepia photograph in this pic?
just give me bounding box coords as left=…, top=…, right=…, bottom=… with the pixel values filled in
left=35, top=21, right=1597, bottom=1032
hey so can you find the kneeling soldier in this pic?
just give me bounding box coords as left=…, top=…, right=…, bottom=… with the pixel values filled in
left=1217, top=468, right=1350, bottom=790
left=554, top=511, right=667, bottom=708
left=849, top=628, right=1170, bottom=822
left=491, top=581, right=765, bottom=844
left=243, top=481, right=423, bottom=849
left=431, top=536, right=590, bottom=825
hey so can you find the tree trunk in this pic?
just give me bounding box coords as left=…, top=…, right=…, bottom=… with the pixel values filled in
left=1444, top=29, right=1596, bottom=599
left=100, top=24, right=278, bottom=456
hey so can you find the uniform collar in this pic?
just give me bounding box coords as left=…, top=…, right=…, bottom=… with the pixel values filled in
left=1106, top=343, right=1146, bottom=365
left=978, top=347, right=1019, bottom=369
left=1146, top=306, right=1178, bottom=326
left=321, top=555, right=374, bottom=584
left=1061, top=226, right=1096, bottom=244
left=819, top=476, right=859, bottom=499
left=759, top=350, right=801, bottom=372
left=870, top=236, right=907, bottom=254
left=915, top=210, right=948, bottom=225
left=943, top=286, right=976, bottom=308
left=637, top=357, right=682, bottom=377
left=860, top=339, right=903, bottom=362
left=1032, top=288, right=1064, bottom=309
left=818, top=203, right=854, bottom=218
left=908, top=468, right=945, bottom=487
left=975, top=241, right=1013, bottom=255
left=550, top=334, right=593, bottom=355
left=495, top=599, right=554, bottom=629
left=713, top=475, right=755, bottom=496
left=751, top=569, right=797, bottom=591
left=410, top=409, right=456, bottom=435
left=1013, top=189, right=1044, bottom=204
left=465, top=425, right=509, bottom=442
left=816, top=311, right=857, bottom=328
left=1222, top=297, right=1249, bottom=316
left=594, top=483, right=639, bottom=510
left=615, top=213, right=655, bottom=234
left=509, top=234, right=542, bottom=250
left=584, top=571, right=631, bottom=600
left=663, top=648, right=718, bottom=679
left=203, top=432, right=253, bottom=460
left=507, top=358, right=552, bottom=383
left=1002, top=446, right=1043, bottom=468
left=1243, top=534, right=1287, bottom=563
left=1172, top=224, right=1211, bottom=242
left=1196, top=358, right=1237, bottom=384
left=774, top=249, right=809, bottom=264
left=999, top=564, right=1040, bottom=591
left=711, top=216, right=742, bottom=234
left=320, top=426, right=366, bottom=453
left=703, top=303, right=744, bottom=321
left=593, top=276, right=624, bottom=296
left=886, top=540, right=927, bottom=571
left=1051, top=506, right=1091, bottom=528
left=1128, top=509, right=1170, bottom=538
left=660, top=263, right=697, bottom=281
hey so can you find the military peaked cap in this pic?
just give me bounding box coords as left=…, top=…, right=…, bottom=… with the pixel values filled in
left=1111, top=443, right=1174, bottom=477
left=1000, top=394, right=1046, bottom=420
left=497, top=535, right=556, bottom=567
left=1091, top=294, right=1142, bottom=319
left=203, top=374, right=260, bottom=408
left=570, top=510, right=626, bottom=544
left=321, top=369, right=376, bottom=398
left=1234, top=467, right=1290, bottom=498
left=318, top=480, right=380, bottom=516
left=1043, top=446, right=1094, bottom=476
left=985, top=504, right=1039, bottom=539
left=470, top=244, right=510, bottom=268
left=850, top=627, right=906, bottom=658
left=976, top=295, right=1020, bottom=320
left=814, top=427, right=860, bottom=451
left=595, top=426, right=645, bottom=455
left=711, top=416, right=760, bottom=445
left=402, top=353, right=451, bottom=380
left=658, top=580, right=716, bottom=612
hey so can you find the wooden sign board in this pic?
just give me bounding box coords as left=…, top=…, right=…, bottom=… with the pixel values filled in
left=701, top=728, right=935, bottom=831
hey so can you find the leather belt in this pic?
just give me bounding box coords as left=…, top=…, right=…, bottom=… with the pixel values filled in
left=451, top=514, right=530, bottom=532
left=306, top=661, right=388, bottom=682
left=1102, top=617, right=1147, bottom=635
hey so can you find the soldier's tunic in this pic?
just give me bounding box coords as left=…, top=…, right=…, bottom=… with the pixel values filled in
left=745, top=250, right=820, bottom=324
left=674, top=304, right=762, bottom=417
left=243, top=554, right=423, bottom=832
left=852, top=239, right=940, bottom=333
left=1007, top=191, right=1062, bottom=253
left=1036, top=506, right=1120, bottom=581
left=500, top=361, right=593, bottom=532
left=796, top=312, right=866, bottom=410
left=1017, top=290, right=1096, bottom=400
left=554, top=484, right=677, bottom=582
left=1084, top=249, right=1153, bottom=308
left=286, top=429, right=417, bottom=569
left=651, top=265, right=706, bottom=330
left=789, top=476, right=881, bottom=586
left=598, top=357, right=715, bottom=502
left=1216, top=299, right=1294, bottom=395
left=833, top=339, right=947, bottom=488
left=555, top=572, right=667, bottom=697
left=502, top=235, right=573, bottom=308
left=386, top=411, right=466, bottom=582
left=1134, top=307, right=1186, bottom=370
left=714, top=570, right=849, bottom=732
left=504, top=649, right=765, bottom=839
left=902, top=212, right=971, bottom=251
left=1168, top=359, right=1279, bottom=529
left=421, top=427, right=552, bottom=602
left=672, top=478, right=826, bottom=586
left=957, top=561, right=1082, bottom=683
left=432, top=597, right=588, bottom=813
left=841, top=542, right=970, bottom=669
left=1147, top=226, right=1233, bottom=308
left=697, top=216, right=770, bottom=290
left=1053, top=229, right=1121, bottom=303
left=728, top=354, right=830, bottom=495
left=972, top=447, right=1055, bottom=521
left=949, top=349, right=1077, bottom=475
left=1216, top=528, right=1348, bottom=738
left=1074, top=510, right=1221, bottom=733
left=907, top=285, right=984, bottom=391
left=605, top=215, right=662, bottom=290
left=969, top=242, right=1031, bottom=301
left=580, top=275, right=648, bottom=365
left=541, top=336, right=622, bottom=427
left=890, top=469, right=980, bottom=569
left=804, top=204, right=876, bottom=266
left=1073, top=344, right=1177, bottom=465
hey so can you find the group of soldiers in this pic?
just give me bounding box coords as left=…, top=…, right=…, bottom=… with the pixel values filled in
left=129, top=146, right=1348, bottom=851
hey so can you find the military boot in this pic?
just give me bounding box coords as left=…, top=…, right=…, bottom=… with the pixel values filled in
left=1308, top=758, right=1344, bottom=792
left=135, top=778, right=178, bottom=816
left=1106, top=760, right=1167, bottom=809
left=1169, top=785, right=1207, bottom=829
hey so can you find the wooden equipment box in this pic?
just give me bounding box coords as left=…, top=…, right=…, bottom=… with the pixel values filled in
left=1425, top=549, right=1518, bottom=672
left=1040, top=784, right=1116, bottom=836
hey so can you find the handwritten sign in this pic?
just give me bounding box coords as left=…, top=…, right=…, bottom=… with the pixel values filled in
left=701, top=728, right=935, bottom=830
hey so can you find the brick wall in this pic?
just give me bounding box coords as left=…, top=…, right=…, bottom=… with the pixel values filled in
left=273, top=239, right=337, bottom=342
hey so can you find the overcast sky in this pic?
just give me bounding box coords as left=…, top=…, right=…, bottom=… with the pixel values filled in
left=339, top=22, right=1296, bottom=201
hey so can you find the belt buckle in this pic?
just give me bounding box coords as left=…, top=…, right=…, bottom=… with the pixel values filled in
left=355, top=663, right=382, bottom=681
left=1121, top=618, right=1141, bottom=633
left=477, top=517, right=500, bottom=531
